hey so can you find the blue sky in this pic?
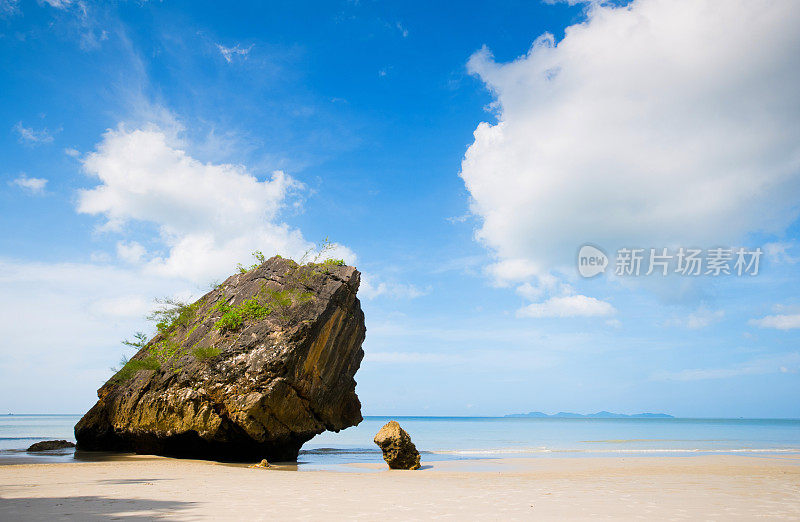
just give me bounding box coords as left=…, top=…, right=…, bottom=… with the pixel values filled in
left=1, top=0, right=799, bottom=417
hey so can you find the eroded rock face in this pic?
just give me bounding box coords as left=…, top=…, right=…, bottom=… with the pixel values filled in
left=75, top=256, right=365, bottom=462
left=373, top=420, right=421, bottom=470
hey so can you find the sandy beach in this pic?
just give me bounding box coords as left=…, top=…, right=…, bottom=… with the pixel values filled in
left=1, top=454, right=799, bottom=520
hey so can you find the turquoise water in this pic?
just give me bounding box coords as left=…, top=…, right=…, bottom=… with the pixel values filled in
left=3, top=415, right=799, bottom=467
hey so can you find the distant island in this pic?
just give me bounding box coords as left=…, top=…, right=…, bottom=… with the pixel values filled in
left=505, top=411, right=674, bottom=419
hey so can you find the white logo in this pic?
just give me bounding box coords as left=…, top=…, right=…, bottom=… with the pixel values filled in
left=577, top=244, right=608, bottom=278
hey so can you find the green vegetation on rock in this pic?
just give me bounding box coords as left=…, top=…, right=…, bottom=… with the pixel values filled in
left=114, top=299, right=200, bottom=381
left=76, top=249, right=365, bottom=462
left=192, top=345, right=222, bottom=361
left=148, top=298, right=199, bottom=334
left=237, top=250, right=267, bottom=273
left=113, top=238, right=348, bottom=381
left=114, top=355, right=161, bottom=382
left=213, top=296, right=272, bottom=332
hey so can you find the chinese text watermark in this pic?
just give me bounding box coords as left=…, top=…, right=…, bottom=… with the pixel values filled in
left=578, top=245, right=762, bottom=278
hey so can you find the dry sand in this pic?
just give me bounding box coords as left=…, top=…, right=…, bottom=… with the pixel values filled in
left=1, top=454, right=799, bottom=520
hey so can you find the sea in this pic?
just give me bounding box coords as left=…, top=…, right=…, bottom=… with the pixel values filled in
left=3, top=415, right=799, bottom=470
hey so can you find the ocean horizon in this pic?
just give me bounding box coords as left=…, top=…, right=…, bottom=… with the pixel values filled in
left=4, top=414, right=799, bottom=470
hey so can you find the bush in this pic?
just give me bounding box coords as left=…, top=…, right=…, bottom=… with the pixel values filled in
left=122, top=331, right=148, bottom=349
left=213, top=297, right=272, bottom=332
left=192, top=345, right=222, bottom=361
left=237, top=250, right=268, bottom=273
left=215, top=310, right=244, bottom=331
left=147, top=298, right=198, bottom=334
left=114, top=355, right=161, bottom=382
left=150, top=339, right=184, bottom=372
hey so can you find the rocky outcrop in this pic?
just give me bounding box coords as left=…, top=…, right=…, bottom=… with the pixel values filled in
left=27, top=440, right=75, bottom=452
left=75, top=256, right=365, bottom=462
left=373, top=420, right=421, bottom=470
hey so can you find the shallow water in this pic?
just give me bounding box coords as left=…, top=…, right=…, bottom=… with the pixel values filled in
left=3, top=414, right=799, bottom=468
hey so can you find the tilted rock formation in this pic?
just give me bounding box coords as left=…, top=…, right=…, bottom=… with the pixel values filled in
left=75, top=256, right=365, bottom=461
left=373, top=420, right=421, bottom=470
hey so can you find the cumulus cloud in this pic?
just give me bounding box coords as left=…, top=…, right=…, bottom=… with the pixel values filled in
left=0, top=121, right=364, bottom=412
left=11, top=174, right=48, bottom=194
left=77, top=126, right=313, bottom=283
left=461, top=0, right=800, bottom=289
left=116, top=240, right=146, bottom=264
left=217, top=43, right=253, bottom=63
left=516, top=294, right=615, bottom=318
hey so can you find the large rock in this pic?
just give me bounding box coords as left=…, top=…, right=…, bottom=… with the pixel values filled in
left=373, top=420, right=421, bottom=470
left=75, top=256, right=365, bottom=461
left=27, top=440, right=75, bottom=452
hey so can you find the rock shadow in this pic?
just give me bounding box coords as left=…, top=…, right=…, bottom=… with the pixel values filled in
left=0, top=495, right=195, bottom=521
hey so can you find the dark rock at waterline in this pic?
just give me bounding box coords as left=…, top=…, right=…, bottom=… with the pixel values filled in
left=374, top=420, right=421, bottom=470
left=75, top=256, right=366, bottom=461
left=27, top=440, right=76, bottom=452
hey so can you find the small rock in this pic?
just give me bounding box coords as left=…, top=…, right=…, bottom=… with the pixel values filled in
left=27, top=440, right=76, bottom=452
left=373, top=420, right=421, bottom=470
left=249, top=459, right=271, bottom=469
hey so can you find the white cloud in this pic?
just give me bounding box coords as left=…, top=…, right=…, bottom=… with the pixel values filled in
left=42, top=0, right=73, bottom=8
left=88, top=294, right=152, bottom=319
left=116, top=240, right=146, bottom=264
left=764, top=242, right=799, bottom=264
left=14, top=122, right=54, bottom=144
left=217, top=43, right=253, bottom=63
left=516, top=281, right=545, bottom=301
left=750, top=314, right=800, bottom=330
left=11, top=174, right=48, bottom=194
left=461, top=0, right=800, bottom=286
left=485, top=258, right=539, bottom=286
left=360, top=273, right=430, bottom=300
left=0, top=119, right=363, bottom=412
left=77, top=125, right=313, bottom=283
left=0, top=258, right=194, bottom=412
left=37, top=0, right=107, bottom=50
left=685, top=308, right=724, bottom=330
left=517, top=294, right=615, bottom=318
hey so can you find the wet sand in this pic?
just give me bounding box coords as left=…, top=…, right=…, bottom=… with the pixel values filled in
left=1, top=454, right=799, bottom=520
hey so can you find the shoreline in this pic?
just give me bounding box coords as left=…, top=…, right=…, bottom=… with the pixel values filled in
left=4, top=446, right=800, bottom=468
left=2, top=454, right=799, bottom=519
